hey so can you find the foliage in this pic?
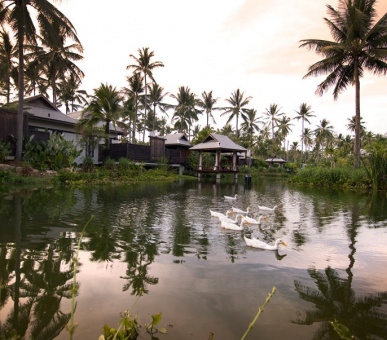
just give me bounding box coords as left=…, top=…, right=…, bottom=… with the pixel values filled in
left=99, top=311, right=167, bottom=340
left=22, top=132, right=81, bottom=171
left=0, top=140, right=11, bottom=162
left=289, top=166, right=369, bottom=189
left=82, top=156, right=94, bottom=172
left=362, top=142, right=387, bottom=191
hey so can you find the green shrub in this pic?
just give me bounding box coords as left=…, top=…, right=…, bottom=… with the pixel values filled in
left=103, top=157, right=115, bottom=169
left=0, top=141, right=12, bottom=163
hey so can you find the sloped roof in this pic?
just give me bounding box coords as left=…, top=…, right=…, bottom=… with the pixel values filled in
left=164, top=133, right=191, bottom=147
left=265, top=157, right=286, bottom=163
left=190, top=133, right=246, bottom=152
left=24, top=95, right=78, bottom=125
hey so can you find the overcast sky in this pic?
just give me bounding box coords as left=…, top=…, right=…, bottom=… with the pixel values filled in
left=57, top=0, right=387, bottom=143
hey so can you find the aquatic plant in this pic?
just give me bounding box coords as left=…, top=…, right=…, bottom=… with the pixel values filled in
left=241, top=286, right=276, bottom=340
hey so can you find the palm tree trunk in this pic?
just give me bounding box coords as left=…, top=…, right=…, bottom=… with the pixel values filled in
left=143, top=74, right=147, bottom=143
left=301, top=119, right=304, bottom=163
left=354, top=60, right=361, bottom=169
left=16, top=22, right=24, bottom=161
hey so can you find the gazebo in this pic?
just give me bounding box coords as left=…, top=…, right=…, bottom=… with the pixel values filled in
left=189, top=133, right=247, bottom=180
left=265, top=157, right=287, bottom=168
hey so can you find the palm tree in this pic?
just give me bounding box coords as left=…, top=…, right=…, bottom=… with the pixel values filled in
left=0, top=0, right=79, bottom=160
left=263, top=103, right=284, bottom=139
left=123, top=72, right=143, bottom=143
left=302, top=127, right=314, bottom=161
left=277, top=115, right=294, bottom=150
left=294, top=103, right=315, bottom=161
left=127, top=47, right=164, bottom=142
left=240, top=108, right=262, bottom=148
left=346, top=115, right=365, bottom=134
left=57, top=73, right=87, bottom=114
left=147, top=83, right=169, bottom=133
left=0, top=29, right=17, bottom=103
left=314, top=118, right=334, bottom=160
left=198, top=90, right=220, bottom=129
left=300, top=0, right=387, bottom=168
left=221, top=89, right=252, bottom=138
left=170, top=86, right=198, bottom=136
left=27, top=19, right=84, bottom=107
left=24, top=59, right=48, bottom=97
left=82, top=83, right=123, bottom=153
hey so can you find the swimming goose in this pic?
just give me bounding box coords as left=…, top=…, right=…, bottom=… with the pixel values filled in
left=224, top=194, right=238, bottom=200
left=210, top=209, right=234, bottom=220
left=244, top=236, right=286, bottom=250
left=258, top=205, right=280, bottom=211
left=221, top=218, right=250, bottom=231
left=231, top=206, right=252, bottom=215
left=240, top=215, right=267, bottom=225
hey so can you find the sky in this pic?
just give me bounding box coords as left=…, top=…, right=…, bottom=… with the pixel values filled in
left=56, top=0, right=387, bottom=144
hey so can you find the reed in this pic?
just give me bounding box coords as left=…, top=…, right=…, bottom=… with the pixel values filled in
left=241, top=286, right=276, bottom=340
left=66, top=216, right=94, bottom=340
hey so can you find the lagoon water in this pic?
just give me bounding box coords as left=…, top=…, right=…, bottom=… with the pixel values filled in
left=1, top=178, right=387, bottom=340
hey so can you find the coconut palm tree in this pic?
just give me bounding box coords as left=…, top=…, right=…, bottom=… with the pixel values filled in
left=221, top=89, right=252, bottom=138
left=170, top=86, right=198, bottom=136
left=263, top=103, right=284, bottom=139
left=27, top=19, right=84, bottom=107
left=0, top=0, right=79, bottom=160
left=302, top=127, right=314, bottom=161
left=300, top=0, right=387, bottom=168
left=346, top=115, right=365, bottom=134
left=277, top=115, right=294, bottom=150
left=24, top=59, right=48, bottom=97
left=198, top=90, right=220, bottom=129
left=240, top=108, right=262, bottom=148
left=123, top=72, right=144, bottom=143
left=57, top=73, right=87, bottom=114
left=314, top=119, right=334, bottom=160
left=127, top=47, right=164, bottom=142
left=0, top=30, right=18, bottom=103
left=147, top=83, right=169, bottom=133
left=82, top=83, right=123, bottom=153
left=294, top=103, right=315, bottom=161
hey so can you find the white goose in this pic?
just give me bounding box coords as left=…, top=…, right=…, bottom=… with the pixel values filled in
left=210, top=209, right=234, bottom=220
left=240, top=215, right=267, bottom=225
left=244, top=236, right=286, bottom=250
left=231, top=206, right=252, bottom=215
left=221, top=218, right=251, bottom=231
left=258, top=204, right=280, bottom=211
left=224, top=194, right=238, bottom=200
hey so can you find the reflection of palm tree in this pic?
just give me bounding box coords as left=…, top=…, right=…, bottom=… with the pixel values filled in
left=293, top=203, right=387, bottom=339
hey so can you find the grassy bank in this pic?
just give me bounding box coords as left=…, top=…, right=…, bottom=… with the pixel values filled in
left=288, top=166, right=372, bottom=190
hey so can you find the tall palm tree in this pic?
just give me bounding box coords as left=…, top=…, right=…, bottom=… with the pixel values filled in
left=0, top=29, right=17, bottom=103
left=240, top=108, right=262, bottom=148
left=57, top=73, right=87, bottom=114
left=127, top=47, right=164, bottom=142
left=24, top=59, right=48, bottom=97
left=302, top=127, right=314, bottom=161
left=346, top=115, right=365, bottom=134
left=147, top=83, right=169, bottom=133
left=221, top=89, right=251, bottom=138
left=82, top=83, right=123, bottom=153
left=198, top=90, right=220, bottom=129
left=300, top=0, right=387, bottom=168
left=27, top=19, right=84, bottom=107
left=123, top=72, right=143, bottom=142
left=314, top=118, right=334, bottom=160
left=263, top=103, right=284, bottom=139
left=277, top=115, right=294, bottom=150
left=0, top=0, right=79, bottom=160
left=170, top=86, right=198, bottom=136
left=294, top=103, right=315, bottom=160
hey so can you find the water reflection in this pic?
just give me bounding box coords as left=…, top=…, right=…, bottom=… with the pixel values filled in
left=0, top=179, right=386, bottom=339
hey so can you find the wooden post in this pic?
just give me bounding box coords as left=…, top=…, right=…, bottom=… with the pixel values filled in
left=199, top=151, right=203, bottom=170
left=233, top=152, right=237, bottom=171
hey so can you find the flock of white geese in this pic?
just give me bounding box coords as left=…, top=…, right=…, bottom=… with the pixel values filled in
left=209, top=195, right=286, bottom=251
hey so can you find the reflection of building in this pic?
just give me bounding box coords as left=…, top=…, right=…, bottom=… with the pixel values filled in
left=190, top=133, right=247, bottom=180
left=265, top=157, right=287, bottom=168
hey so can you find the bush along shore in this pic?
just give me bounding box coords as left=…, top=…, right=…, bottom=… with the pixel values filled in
left=0, top=157, right=184, bottom=191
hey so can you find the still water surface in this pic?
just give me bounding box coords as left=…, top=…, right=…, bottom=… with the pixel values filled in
left=1, top=178, right=387, bottom=339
